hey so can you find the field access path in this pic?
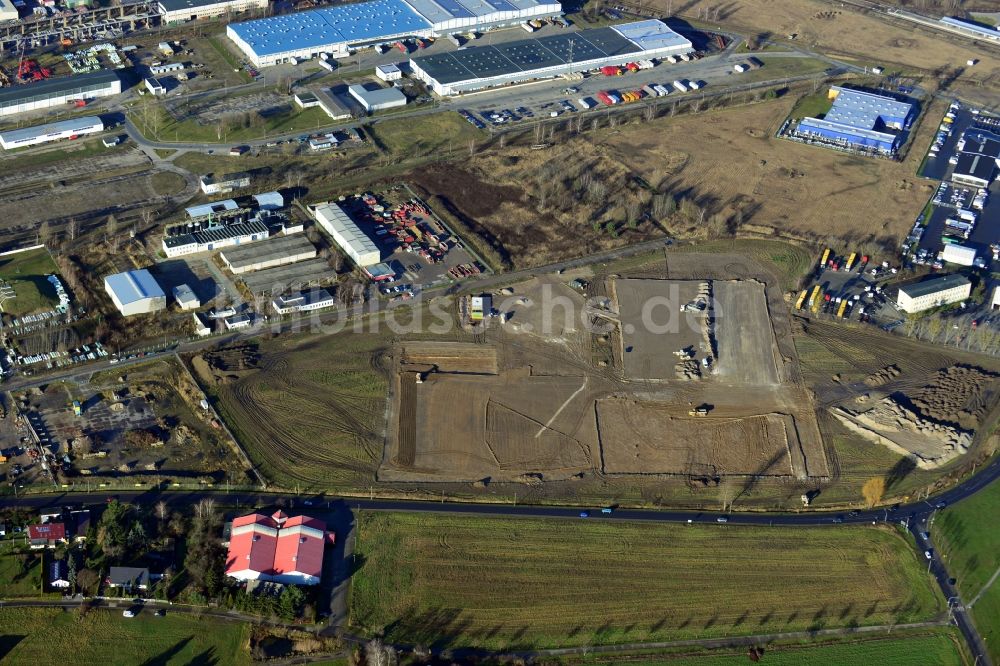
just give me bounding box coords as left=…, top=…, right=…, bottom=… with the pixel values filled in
left=6, top=449, right=1000, bottom=665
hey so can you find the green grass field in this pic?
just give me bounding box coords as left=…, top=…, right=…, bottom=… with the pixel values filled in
left=789, top=89, right=834, bottom=120
left=564, top=630, right=964, bottom=665
left=0, top=247, right=60, bottom=316
left=937, top=477, right=1000, bottom=661
left=369, top=112, right=483, bottom=158
left=130, top=102, right=335, bottom=144
left=0, top=552, right=43, bottom=598
left=0, top=608, right=251, bottom=665
left=209, top=333, right=389, bottom=490
left=350, top=513, right=943, bottom=651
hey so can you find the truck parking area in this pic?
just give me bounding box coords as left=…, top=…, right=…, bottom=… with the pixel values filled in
left=795, top=249, right=899, bottom=325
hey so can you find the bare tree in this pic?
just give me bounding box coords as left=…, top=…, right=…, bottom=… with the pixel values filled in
left=66, top=217, right=78, bottom=242
left=37, top=220, right=51, bottom=246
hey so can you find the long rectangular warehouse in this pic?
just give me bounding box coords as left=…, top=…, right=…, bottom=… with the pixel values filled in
left=226, top=0, right=560, bottom=67
left=0, top=69, right=124, bottom=117
left=220, top=233, right=318, bottom=274
left=313, top=202, right=381, bottom=267
left=411, top=20, right=692, bottom=95
left=0, top=116, right=104, bottom=150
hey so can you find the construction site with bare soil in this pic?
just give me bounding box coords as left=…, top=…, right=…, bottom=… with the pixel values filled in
left=381, top=250, right=830, bottom=486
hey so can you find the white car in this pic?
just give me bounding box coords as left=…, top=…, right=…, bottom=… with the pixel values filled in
left=123, top=610, right=136, bottom=618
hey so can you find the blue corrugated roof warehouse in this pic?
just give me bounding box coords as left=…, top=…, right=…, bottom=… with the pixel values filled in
left=229, top=0, right=432, bottom=59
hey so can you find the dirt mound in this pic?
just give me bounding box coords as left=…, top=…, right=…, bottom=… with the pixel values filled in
left=864, top=365, right=901, bottom=387
left=833, top=396, right=973, bottom=469
left=399, top=341, right=498, bottom=374
left=907, top=365, right=1000, bottom=430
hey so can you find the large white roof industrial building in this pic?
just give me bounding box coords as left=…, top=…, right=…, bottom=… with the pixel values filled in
left=411, top=19, right=692, bottom=95
left=0, top=116, right=104, bottom=150
left=226, top=0, right=561, bottom=66
left=104, top=269, right=167, bottom=316
left=313, top=202, right=381, bottom=267
left=0, top=70, right=123, bottom=117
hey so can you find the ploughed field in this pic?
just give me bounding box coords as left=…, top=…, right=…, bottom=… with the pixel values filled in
left=349, top=512, right=942, bottom=651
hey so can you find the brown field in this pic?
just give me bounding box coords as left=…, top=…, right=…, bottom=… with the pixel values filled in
left=408, top=146, right=665, bottom=269
left=614, top=278, right=709, bottom=380
left=603, top=95, right=934, bottom=247
left=399, top=341, right=498, bottom=374
left=384, top=258, right=831, bottom=483
left=598, top=399, right=798, bottom=477
left=385, top=364, right=600, bottom=482
left=410, top=94, right=937, bottom=269
left=662, top=0, right=1000, bottom=95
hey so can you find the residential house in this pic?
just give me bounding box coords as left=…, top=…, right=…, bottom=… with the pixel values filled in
left=50, top=560, right=70, bottom=589
left=28, top=523, right=66, bottom=549
left=106, top=566, right=150, bottom=591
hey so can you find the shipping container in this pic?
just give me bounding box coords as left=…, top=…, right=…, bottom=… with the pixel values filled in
left=578, top=97, right=593, bottom=109
left=521, top=21, right=535, bottom=32
left=672, top=80, right=688, bottom=92
left=654, top=84, right=670, bottom=96
left=600, top=65, right=622, bottom=76
left=642, top=84, right=658, bottom=97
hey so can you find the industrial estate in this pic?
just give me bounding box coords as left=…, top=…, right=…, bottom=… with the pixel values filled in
left=1, top=0, right=1000, bottom=663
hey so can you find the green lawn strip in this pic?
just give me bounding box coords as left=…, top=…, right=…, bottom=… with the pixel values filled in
left=562, top=629, right=965, bottom=665
left=0, top=607, right=251, bottom=665
left=207, top=36, right=252, bottom=83
left=0, top=137, right=120, bottom=170
left=936, top=477, right=1000, bottom=661
left=132, top=103, right=334, bottom=144
left=350, top=512, right=943, bottom=651
left=789, top=89, right=834, bottom=120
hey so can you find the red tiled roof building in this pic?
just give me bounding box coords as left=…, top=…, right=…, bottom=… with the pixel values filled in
left=225, top=511, right=331, bottom=585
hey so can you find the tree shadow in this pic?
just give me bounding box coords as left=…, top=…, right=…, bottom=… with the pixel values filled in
left=139, top=636, right=194, bottom=666
left=0, top=636, right=25, bottom=661
left=886, top=456, right=918, bottom=490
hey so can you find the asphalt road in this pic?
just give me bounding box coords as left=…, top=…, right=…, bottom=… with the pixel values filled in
left=5, top=448, right=1000, bottom=663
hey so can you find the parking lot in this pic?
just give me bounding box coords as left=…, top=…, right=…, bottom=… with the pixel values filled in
left=913, top=103, right=1000, bottom=268
left=798, top=253, right=899, bottom=326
